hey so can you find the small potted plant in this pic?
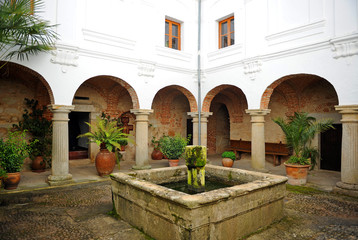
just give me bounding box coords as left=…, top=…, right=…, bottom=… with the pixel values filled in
left=0, top=130, right=34, bottom=190
left=78, top=116, right=130, bottom=176
left=274, top=112, right=333, bottom=185
left=151, top=136, right=163, bottom=160
left=221, top=151, right=236, bottom=167
left=159, top=135, right=190, bottom=167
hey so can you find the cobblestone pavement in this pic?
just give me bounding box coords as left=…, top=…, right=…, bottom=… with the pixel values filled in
left=0, top=181, right=357, bottom=240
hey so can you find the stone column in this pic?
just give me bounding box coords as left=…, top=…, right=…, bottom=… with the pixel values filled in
left=189, top=114, right=199, bottom=145
left=48, top=105, right=74, bottom=186
left=245, top=109, right=271, bottom=172
left=334, top=105, right=358, bottom=197
left=188, top=112, right=213, bottom=147
left=130, top=109, right=153, bottom=170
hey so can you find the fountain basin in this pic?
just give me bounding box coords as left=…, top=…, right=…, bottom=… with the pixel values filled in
left=110, top=164, right=287, bottom=240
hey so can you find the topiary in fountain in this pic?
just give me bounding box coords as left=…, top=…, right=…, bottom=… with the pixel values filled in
left=184, top=145, right=206, bottom=193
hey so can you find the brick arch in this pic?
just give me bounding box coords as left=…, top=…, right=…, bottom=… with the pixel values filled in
left=1, top=61, right=54, bottom=104
left=274, top=83, right=300, bottom=117
left=202, top=84, right=248, bottom=113
left=260, top=73, right=337, bottom=109
left=78, top=75, right=140, bottom=109
left=152, top=85, right=198, bottom=112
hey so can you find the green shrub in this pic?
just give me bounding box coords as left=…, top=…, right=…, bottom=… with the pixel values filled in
left=221, top=151, right=236, bottom=160
left=159, top=135, right=190, bottom=160
left=0, top=131, right=34, bottom=173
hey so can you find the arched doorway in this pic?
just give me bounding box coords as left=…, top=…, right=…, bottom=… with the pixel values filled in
left=261, top=74, right=340, bottom=170
left=71, top=75, right=139, bottom=162
left=203, top=85, right=248, bottom=155
left=150, top=85, right=197, bottom=152
left=0, top=62, right=53, bottom=170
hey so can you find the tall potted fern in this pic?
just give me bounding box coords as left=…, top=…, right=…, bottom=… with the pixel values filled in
left=78, top=117, right=130, bottom=176
left=273, top=112, right=333, bottom=185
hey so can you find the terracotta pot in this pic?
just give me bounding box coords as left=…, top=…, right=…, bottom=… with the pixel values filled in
left=168, top=159, right=179, bottom=167
left=4, top=172, right=21, bottom=190
left=284, top=163, right=311, bottom=185
left=95, top=148, right=116, bottom=176
left=31, top=156, right=46, bottom=173
left=222, top=158, right=234, bottom=167
left=151, top=149, right=163, bottom=160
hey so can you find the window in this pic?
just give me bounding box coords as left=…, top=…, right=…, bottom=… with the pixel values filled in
left=165, top=19, right=181, bottom=50
left=219, top=16, right=234, bottom=49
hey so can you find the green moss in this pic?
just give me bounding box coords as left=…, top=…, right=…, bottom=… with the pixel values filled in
left=286, top=185, right=322, bottom=195
left=171, top=213, right=185, bottom=225
left=185, top=145, right=207, bottom=167
left=228, top=172, right=233, bottom=181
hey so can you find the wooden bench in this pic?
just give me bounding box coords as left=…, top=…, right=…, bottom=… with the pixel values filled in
left=226, top=139, right=291, bottom=166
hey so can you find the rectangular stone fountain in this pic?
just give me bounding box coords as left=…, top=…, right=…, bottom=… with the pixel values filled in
left=110, top=165, right=287, bottom=240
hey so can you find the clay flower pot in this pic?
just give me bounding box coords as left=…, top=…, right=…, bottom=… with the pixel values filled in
left=284, top=163, right=311, bottom=185
left=4, top=172, right=21, bottom=190
left=168, top=159, right=179, bottom=167
left=222, top=158, right=234, bottom=167
left=151, top=149, right=164, bottom=160
left=95, top=148, right=116, bottom=176
left=31, top=156, right=46, bottom=173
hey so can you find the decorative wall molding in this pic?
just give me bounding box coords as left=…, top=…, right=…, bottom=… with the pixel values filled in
left=330, top=34, right=358, bottom=59
left=51, top=44, right=79, bottom=73
left=243, top=58, right=262, bottom=81
left=138, top=60, right=156, bottom=78
left=82, top=29, right=136, bottom=51
left=193, top=70, right=207, bottom=83
left=155, top=46, right=193, bottom=62
left=266, top=20, right=326, bottom=46
left=207, top=44, right=243, bottom=62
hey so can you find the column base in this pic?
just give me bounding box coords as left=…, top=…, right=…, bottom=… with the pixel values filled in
left=48, top=174, right=74, bottom=186
left=333, top=181, right=358, bottom=198
left=132, top=165, right=152, bottom=170
left=251, top=167, right=269, bottom=173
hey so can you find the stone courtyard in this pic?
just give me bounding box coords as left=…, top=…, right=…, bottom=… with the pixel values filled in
left=1, top=180, right=357, bottom=240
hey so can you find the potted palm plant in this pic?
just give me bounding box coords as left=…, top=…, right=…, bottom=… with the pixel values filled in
left=78, top=117, right=130, bottom=176
left=221, top=151, right=236, bottom=167
left=159, top=135, right=190, bottom=167
left=273, top=112, right=334, bottom=185
left=0, top=131, right=34, bottom=190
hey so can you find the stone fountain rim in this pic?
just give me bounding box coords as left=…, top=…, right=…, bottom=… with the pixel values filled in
left=110, top=164, right=287, bottom=209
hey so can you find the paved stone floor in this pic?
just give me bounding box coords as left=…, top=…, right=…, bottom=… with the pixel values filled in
left=1, top=180, right=357, bottom=240
left=0, top=155, right=356, bottom=239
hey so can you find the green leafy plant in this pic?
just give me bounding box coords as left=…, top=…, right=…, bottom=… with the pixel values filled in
left=13, top=98, right=52, bottom=166
left=0, top=130, right=35, bottom=173
left=221, top=151, right=236, bottom=161
left=0, top=0, right=59, bottom=68
left=159, top=135, right=190, bottom=160
left=0, top=167, right=7, bottom=178
left=77, top=117, right=130, bottom=153
left=151, top=136, right=161, bottom=150
left=273, top=112, right=334, bottom=167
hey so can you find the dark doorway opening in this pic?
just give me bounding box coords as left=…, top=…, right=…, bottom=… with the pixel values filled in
left=69, top=112, right=89, bottom=160
left=187, top=119, right=193, bottom=145
left=320, top=124, right=342, bottom=171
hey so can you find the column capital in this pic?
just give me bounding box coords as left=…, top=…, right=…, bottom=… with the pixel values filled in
left=245, top=109, right=270, bottom=123
left=245, top=109, right=271, bottom=116
left=187, top=112, right=213, bottom=118
left=48, top=105, right=75, bottom=113
left=335, top=105, right=358, bottom=123
left=130, top=109, right=154, bottom=116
